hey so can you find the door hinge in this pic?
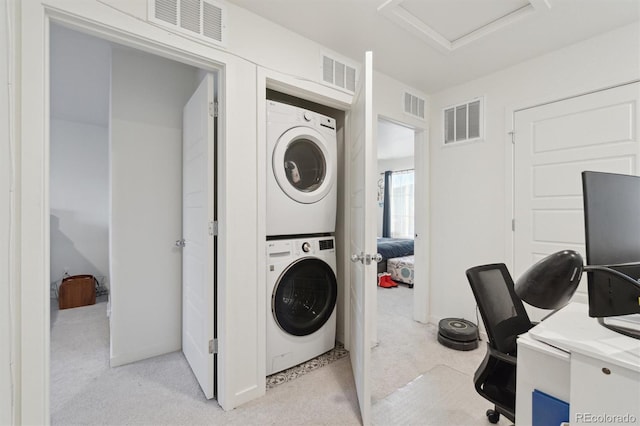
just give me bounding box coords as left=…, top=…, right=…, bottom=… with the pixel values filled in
left=209, top=101, right=218, bottom=118
left=509, top=131, right=515, bottom=144
left=209, top=338, right=218, bottom=354
left=208, top=220, right=218, bottom=236
left=512, top=218, right=515, bottom=231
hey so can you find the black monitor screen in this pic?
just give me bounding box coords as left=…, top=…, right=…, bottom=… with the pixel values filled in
left=582, top=171, right=640, bottom=317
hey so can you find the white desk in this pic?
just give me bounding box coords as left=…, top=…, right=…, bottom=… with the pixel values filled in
left=516, top=302, right=640, bottom=426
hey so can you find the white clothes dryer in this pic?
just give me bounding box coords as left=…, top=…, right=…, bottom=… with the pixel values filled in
left=266, top=236, right=337, bottom=376
left=266, top=100, right=337, bottom=236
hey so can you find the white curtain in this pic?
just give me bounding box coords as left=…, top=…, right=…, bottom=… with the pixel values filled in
left=390, top=170, right=414, bottom=238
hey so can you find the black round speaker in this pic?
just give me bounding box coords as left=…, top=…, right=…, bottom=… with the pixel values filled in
left=437, top=318, right=479, bottom=351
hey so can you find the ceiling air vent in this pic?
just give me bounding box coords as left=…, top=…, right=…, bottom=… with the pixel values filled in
left=149, top=0, right=226, bottom=46
left=322, top=54, right=356, bottom=93
left=404, top=92, right=426, bottom=119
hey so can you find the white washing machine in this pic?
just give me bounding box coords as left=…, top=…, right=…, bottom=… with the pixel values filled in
left=266, top=100, right=337, bottom=236
left=266, top=236, right=337, bottom=375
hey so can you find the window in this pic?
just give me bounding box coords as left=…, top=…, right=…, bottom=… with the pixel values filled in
left=390, top=169, right=414, bottom=239
left=443, top=97, right=483, bottom=144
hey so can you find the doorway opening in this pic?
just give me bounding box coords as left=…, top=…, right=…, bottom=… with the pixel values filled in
left=48, top=23, right=219, bottom=412
left=376, top=117, right=416, bottom=284
left=372, top=116, right=425, bottom=398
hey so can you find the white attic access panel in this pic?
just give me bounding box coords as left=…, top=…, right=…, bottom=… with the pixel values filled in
left=378, top=0, right=552, bottom=52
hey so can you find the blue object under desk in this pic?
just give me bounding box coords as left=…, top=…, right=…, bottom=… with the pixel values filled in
left=532, top=389, right=569, bottom=426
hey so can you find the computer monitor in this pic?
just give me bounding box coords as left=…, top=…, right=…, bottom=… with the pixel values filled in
left=582, top=171, right=640, bottom=317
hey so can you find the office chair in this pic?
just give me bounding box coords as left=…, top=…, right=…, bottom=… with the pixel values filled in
left=466, top=263, right=534, bottom=424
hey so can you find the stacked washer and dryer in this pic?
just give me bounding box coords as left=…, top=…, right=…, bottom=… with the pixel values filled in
left=265, top=100, right=339, bottom=375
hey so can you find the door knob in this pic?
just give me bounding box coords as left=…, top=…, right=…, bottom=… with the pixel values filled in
left=351, top=252, right=382, bottom=265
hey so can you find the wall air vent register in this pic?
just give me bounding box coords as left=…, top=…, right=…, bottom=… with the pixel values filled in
left=322, top=54, right=357, bottom=93
left=443, top=97, right=484, bottom=145
left=149, top=0, right=226, bottom=47
left=404, top=91, right=426, bottom=119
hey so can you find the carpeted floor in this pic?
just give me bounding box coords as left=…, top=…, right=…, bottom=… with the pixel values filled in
left=372, top=364, right=490, bottom=425
left=50, top=286, right=496, bottom=425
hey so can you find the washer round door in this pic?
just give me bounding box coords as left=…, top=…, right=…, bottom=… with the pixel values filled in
left=272, top=258, right=338, bottom=336
left=272, top=126, right=335, bottom=204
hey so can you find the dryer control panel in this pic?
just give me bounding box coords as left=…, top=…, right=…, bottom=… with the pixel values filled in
left=267, top=100, right=336, bottom=132
left=319, top=239, right=334, bottom=251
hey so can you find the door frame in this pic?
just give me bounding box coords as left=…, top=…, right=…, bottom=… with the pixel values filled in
left=504, top=79, right=640, bottom=278
left=20, top=3, right=230, bottom=422
left=375, top=115, right=429, bottom=327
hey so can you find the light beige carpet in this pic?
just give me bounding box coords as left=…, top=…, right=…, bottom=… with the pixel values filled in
left=50, top=286, right=491, bottom=425
left=372, top=364, right=492, bottom=425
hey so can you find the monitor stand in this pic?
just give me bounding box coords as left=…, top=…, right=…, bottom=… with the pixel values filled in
left=598, top=314, right=640, bottom=340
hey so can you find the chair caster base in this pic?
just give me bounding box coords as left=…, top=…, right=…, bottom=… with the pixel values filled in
left=486, top=408, right=500, bottom=424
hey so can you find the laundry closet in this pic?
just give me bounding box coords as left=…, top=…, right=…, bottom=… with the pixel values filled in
left=263, top=90, right=349, bottom=375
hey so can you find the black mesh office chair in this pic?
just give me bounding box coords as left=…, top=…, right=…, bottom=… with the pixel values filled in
left=466, top=263, right=534, bottom=424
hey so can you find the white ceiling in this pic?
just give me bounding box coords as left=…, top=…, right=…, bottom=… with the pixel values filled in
left=227, top=0, right=640, bottom=93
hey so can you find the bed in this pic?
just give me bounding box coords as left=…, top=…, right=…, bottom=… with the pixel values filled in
left=376, top=237, right=415, bottom=287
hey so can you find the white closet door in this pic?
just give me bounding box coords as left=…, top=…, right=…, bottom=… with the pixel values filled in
left=514, top=82, right=640, bottom=311
left=182, top=73, right=216, bottom=399
left=349, top=51, right=375, bottom=425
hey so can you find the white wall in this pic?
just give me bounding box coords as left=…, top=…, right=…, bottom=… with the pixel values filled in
left=428, top=22, right=640, bottom=325
left=98, top=0, right=431, bottom=129
left=49, top=24, right=111, bottom=293
left=50, top=119, right=109, bottom=289
left=101, top=0, right=348, bottom=87
left=109, top=47, right=199, bottom=366
left=0, top=0, right=15, bottom=423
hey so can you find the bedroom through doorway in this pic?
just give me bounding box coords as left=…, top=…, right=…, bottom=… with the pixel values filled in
left=376, top=117, right=416, bottom=292
left=372, top=116, right=423, bottom=400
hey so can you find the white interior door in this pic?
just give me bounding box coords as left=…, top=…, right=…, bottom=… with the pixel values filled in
left=513, top=82, right=640, bottom=313
left=349, top=51, right=375, bottom=425
left=182, top=73, right=216, bottom=399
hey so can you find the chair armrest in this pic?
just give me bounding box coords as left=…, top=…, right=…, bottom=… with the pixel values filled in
left=486, top=344, right=517, bottom=365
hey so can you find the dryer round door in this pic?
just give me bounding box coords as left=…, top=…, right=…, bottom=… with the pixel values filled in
left=272, top=126, right=334, bottom=204
left=272, top=258, right=337, bottom=337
